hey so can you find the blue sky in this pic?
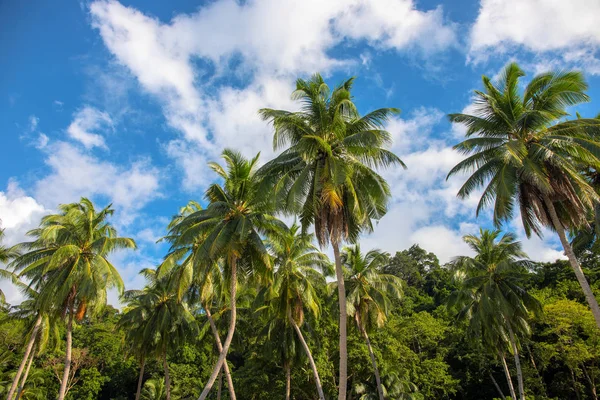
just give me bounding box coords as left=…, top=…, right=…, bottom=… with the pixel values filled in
left=2, top=0, right=600, bottom=305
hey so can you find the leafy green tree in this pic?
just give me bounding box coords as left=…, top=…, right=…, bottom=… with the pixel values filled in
left=448, top=229, right=542, bottom=400
left=258, top=223, right=330, bottom=399
left=341, top=245, right=402, bottom=400
left=259, top=74, right=404, bottom=399
left=10, top=198, right=135, bottom=400
left=448, top=62, right=600, bottom=328
left=168, top=150, right=284, bottom=400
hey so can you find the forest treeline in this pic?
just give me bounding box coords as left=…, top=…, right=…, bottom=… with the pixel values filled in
left=2, top=63, right=600, bottom=400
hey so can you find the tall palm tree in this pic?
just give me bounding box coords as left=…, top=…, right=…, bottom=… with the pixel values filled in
left=259, top=74, right=404, bottom=399
left=257, top=223, right=330, bottom=400
left=158, top=201, right=236, bottom=400
left=118, top=285, right=153, bottom=400
left=447, top=62, right=600, bottom=328
left=341, top=245, right=402, bottom=400
left=10, top=198, right=135, bottom=400
left=168, top=150, right=284, bottom=400
left=120, top=268, right=198, bottom=400
left=448, top=229, right=542, bottom=400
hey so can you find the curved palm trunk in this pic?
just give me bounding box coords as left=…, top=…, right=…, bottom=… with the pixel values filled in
left=285, top=361, right=291, bottom=400
left=135, top=356, right=145, bottom=400
left=6, top=313, right=42, bottom=400
left=544, top=196, right=600, bottom=328
left=499, top=351, right=517, bottom=400
left=199, top=259, right=237, bottom=400
left=205, top=305, right=236, bottom=400
left=356, top=313, right=384, bottom=400
left=507, top=325, right=525, bottom=400
left=57, top=304, right=74, bottom=400
left=289, top=316, right=325, bottom=400
left=490, top=372, right=506, bottom=400
left=16, top=347, right=35, bottom=400
left=332, top=241, right=348, bottom=400
left=163, top=351, right=171, bottom=400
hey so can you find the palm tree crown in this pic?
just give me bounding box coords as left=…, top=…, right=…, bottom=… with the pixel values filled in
left=259, top=73, right=405, bottom=246
left=448, top=62, right=600, bottom=236
left=341, top=245, right=402, bottom=332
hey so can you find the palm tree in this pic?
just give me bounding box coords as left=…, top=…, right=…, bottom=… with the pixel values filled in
left=119, top=268, right=198, bottom=400
left=447, top=62, right=600, bottom=328
left=159, top=201, right=237, bottom=400
left=10, top=291, right=59, bottom=400
left=448, top=229, right=542, bottom=400
left=258, top=74, right=404, bottom=399
left=258, top=223, right=330, bottom=400
left=341, top=245, right=402, bottom=400
left=168, top=150, right=284, bottom=400
left=118, top=286, right=153, bottom=400
left=10, top=198, right=135, bottom=400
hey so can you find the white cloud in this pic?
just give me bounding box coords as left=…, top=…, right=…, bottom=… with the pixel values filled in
left=469, top=0, right=600, bottom=73
left=35, top=133, right=49, bottom=149
left=386, top=107, right=445, bottom=153
left=28, top=115, right=39, bottom=132
left=334, top=0, right=457, bottom=54
left=0, top=180, right=48, bottom=245
left=34, top=141, right=161, bottom=218
left=66, top=106, right=112, bottom=149
left=89, top=0, right=457, bottom=187
left=410, top=225, right=473, bottom=263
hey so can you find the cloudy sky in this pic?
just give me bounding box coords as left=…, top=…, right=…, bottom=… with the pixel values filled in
left=2, top=0, right=600, bottom=305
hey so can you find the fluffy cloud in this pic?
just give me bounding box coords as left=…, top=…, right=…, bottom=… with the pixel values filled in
left=0, top=180, right=48, bottom=245
left=66, top=106, right=112, bottom=149
left=34, top=141, right=161, bottom=218
left=469, top=0, right=600, bottom=72
left=89, top=0, right=457, bottom=188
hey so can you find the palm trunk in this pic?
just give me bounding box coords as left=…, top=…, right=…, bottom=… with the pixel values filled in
left=499, top=351, right=517, bottom=400
left=507, top=325, right=525, bottom=400
left=164, top=350, right=171, bottom=400
left=57, top=303, right=74, bottom=400
left=285, top=361, right=291, bottom=400
left=199, top=258, right=237, bottom=400
left=217, top=370, right=222, bottom=400
left=6, top=313, right=42, bottom=400
left=332, top=241, right=348, bottom=400
left=356, top=313, right=384, bottom=400
left=205, top=304, right=236, bottom=400
left=543, top=195, right=600, bottom=328
left=361, top=326, right=384, bottom=400
left=490, top=372, right=506, bottom=400
left=135, top=356, right=145, bottom=400
left=289, top=315, right=325, bottom=400
left=16, top=347, right=35, bottom=400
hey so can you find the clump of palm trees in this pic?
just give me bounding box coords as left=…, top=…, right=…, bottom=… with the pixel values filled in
left=1, top=65, right=600, bottom=400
